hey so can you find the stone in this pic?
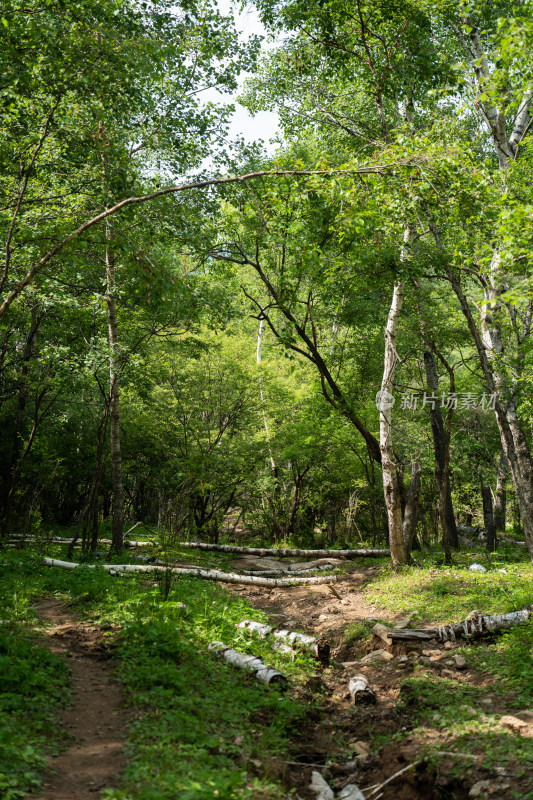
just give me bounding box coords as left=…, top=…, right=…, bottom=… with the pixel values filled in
left=393, top=614, right=414, bottom=629
left=441, top=669, right=455, bottom=679
left=499, top=715, right=529, bottom=732
left=351, top=741, right=370, bottom=757
left=407, top=651, right=419, bottom=661
left=372, top=623, right=392, bottom=645
left=468, top=563, right=487, bottom=573
left=338, top=786, right=365, bottom=800
left=396, top=655, right=409, bottom=664
left=364, top=617, right=380, bottom=624
left=310, top=771, right=334, bottom=800
left=422, top=649, right=442, bottom=658
left=454, top=655, right=468, bottom=670
left=318, top=614, right=329, bottom=622
left=360, top=648, right=394, bottom=664
left=443, top=641, right=454, bottom=650
left=469, top=780, right=492, bottom=798
left=481, top=698, right=493, bottom=706
left=516, top=709, right=533, bottom=722
left=418, top=656, right=432, bottom=666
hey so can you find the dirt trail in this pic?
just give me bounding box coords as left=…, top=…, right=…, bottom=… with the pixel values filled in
left=34, top=599, right=127, bottom=800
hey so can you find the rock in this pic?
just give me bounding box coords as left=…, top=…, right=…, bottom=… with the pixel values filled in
left=361, top=648, right=393, bottom=664
left=454, top=655, right=468, bottom=670
left=372, top=623, right=392, bottom=645
left=407, top=651, right=419, bottom=661
left=481, top=698, right=493, bottom=706
left=441, top=669, right=455, bottom=679
left=318, top=614, right=329, bottom=622
left=433, top=713, right=442, bottom=722
left=323, top=605, right=339, bottom=614
left=516, top=709, right=533, bottom=722
left=468, top=563, right=487, bottom=573
left=393, top=614, right=414, bottom=629
left=396, top=655, right=409, bottom=664
left=459, top=535, right=475, bottom=547
left=499, top=714, right=529, bottom=732
left=443, top=641, right=454, bottom=650
left=339, top=786, right=365, bottom=800
left=418, top=656, right=432, bottom=666
left=352, top=741, right=370, bottom=757
left=468, top=780, right=493, bottom=798
left=422, top=649, right=442, bottom=658
left=364, top=616, right=380, bottom=624
left=310, top=771, right=334, bottom=800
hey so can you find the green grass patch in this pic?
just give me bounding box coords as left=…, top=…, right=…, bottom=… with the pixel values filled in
left=0, top=550, right=319, bottom=800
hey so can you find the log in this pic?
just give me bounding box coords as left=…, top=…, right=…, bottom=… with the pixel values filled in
left=388, top=607, right=532, bottom=641
left=176, top=541, right=389, bottom=558
left=208, top=641, right=288, bottom=687
left=41, top=558, right=340, bottom=587
left=348, top=675, right=377, bottom=705
left=239, top=619, right=330, bottom=663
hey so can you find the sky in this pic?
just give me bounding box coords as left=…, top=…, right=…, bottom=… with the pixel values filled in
left=205, top=1, right=280, bottom=151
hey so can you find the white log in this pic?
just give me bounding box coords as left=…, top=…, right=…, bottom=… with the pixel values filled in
left=348, top=675, right=377, bottom=705
left=388, top=607, right=532, bottom=641
left=208, top=641, right=288, bottom=687
left=239, top=619, right=330, bottom=663
left=42, top=558, right=339, bottom=587
left=176, top=541, right=389, bottom=558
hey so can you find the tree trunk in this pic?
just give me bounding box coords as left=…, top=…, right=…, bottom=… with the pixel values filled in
left=493, top=449, right=507, bottom=532
left=422, top=347, right=458, bottom=556
left=106, top=226, right=124, bottom=555
left=402, top=461, right=421, bottom=553
left=379, top=279, right=408, bottom=567
left=482, top=484, right=497, bottom=552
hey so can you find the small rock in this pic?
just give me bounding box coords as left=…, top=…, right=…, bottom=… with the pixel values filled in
left=481, top=698, right=493, bottom=706
left=516, top=709, right=533, bottom=722
left=360, top=649, right=394, bottom=664
left=454, top=655, right=468, bottom=670
left=407, top=651, right=419, bottom=661
left=433, top=713, right=442, bottom=723
left=441, top=669, right=455, bottom=679
left=418, top=656, right=432, bottom=666
left=469, top=780, right=492, bottom=798
left=499, top=714, right=529, bottom=732
left=341, top=661, right=359, bottom=668
left=310, top=771, right=334, bottom=800
left=372, top=623, right=392, bottom=645
left=494, top=767, right=509, bottom=777
left=443, top=641, right=454, bottom=650
left=352, top=741, right=370, bottom=757
left=393, top=614, right=414, bottom=629
left=339, top=786, right=365, bottom=800
left=364, top=616, right=380, bottom=624
left=340, top=599, right=351, bottom=606
left=318, top=614, right=329, bottom=622
left=422, top=649, right=442, bottom=658
left=468, top=563, right=487, bottom=573
left=396, top=655, right=409, bottom=663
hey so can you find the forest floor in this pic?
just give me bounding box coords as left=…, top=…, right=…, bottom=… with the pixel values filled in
left=0, top=541, right=532, bottom=800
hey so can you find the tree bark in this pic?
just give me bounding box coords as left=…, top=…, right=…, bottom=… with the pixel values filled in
left=106, top=225, right=124, bottom=555
left=482, top=484, right=497, bottom=552
left=379, top=279, right=408, bottom=567
left=493, top=449, right=507, bottom=532
left=174, top=541, right=389, bottom=557
left=402, top=461, right=421, bottom=553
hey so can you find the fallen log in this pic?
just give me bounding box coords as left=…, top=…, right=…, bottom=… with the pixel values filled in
left=348, top=675, right=377, bottom=705
left=42, top=558, right=340, bottom=587
left=387, top=607, right=532, bottom=642
left=176, top=541, right=389, bottom=558
left=208, top=641, right=288, bottom=687
left=9, top=534, right=153, bottom=547
left=239, top=619, right=330, bottom=663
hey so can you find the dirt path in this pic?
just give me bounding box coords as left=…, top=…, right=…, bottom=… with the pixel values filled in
left=34, top=599, right=127, bottom=800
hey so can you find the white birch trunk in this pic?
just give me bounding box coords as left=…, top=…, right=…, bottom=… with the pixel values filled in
left=378, top=280, right=408, bottom=567
left=208, top=641, right=288, bottom=686
left=174, top=541, right=389, bottom=557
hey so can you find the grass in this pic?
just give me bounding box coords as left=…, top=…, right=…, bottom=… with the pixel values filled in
left=1, top=538, right=532, bottom=800
left=0, top=548, right=319, bottom=800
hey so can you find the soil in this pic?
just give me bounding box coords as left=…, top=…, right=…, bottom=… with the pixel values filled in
left=228, top=561, right=532, bottom=800
left=33, top=599, right=127, bottom=800
left=29, top=562, right=530, bottom=800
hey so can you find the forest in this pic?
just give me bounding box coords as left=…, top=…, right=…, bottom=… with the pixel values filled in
left=0, top=1, right=532, bottom=799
